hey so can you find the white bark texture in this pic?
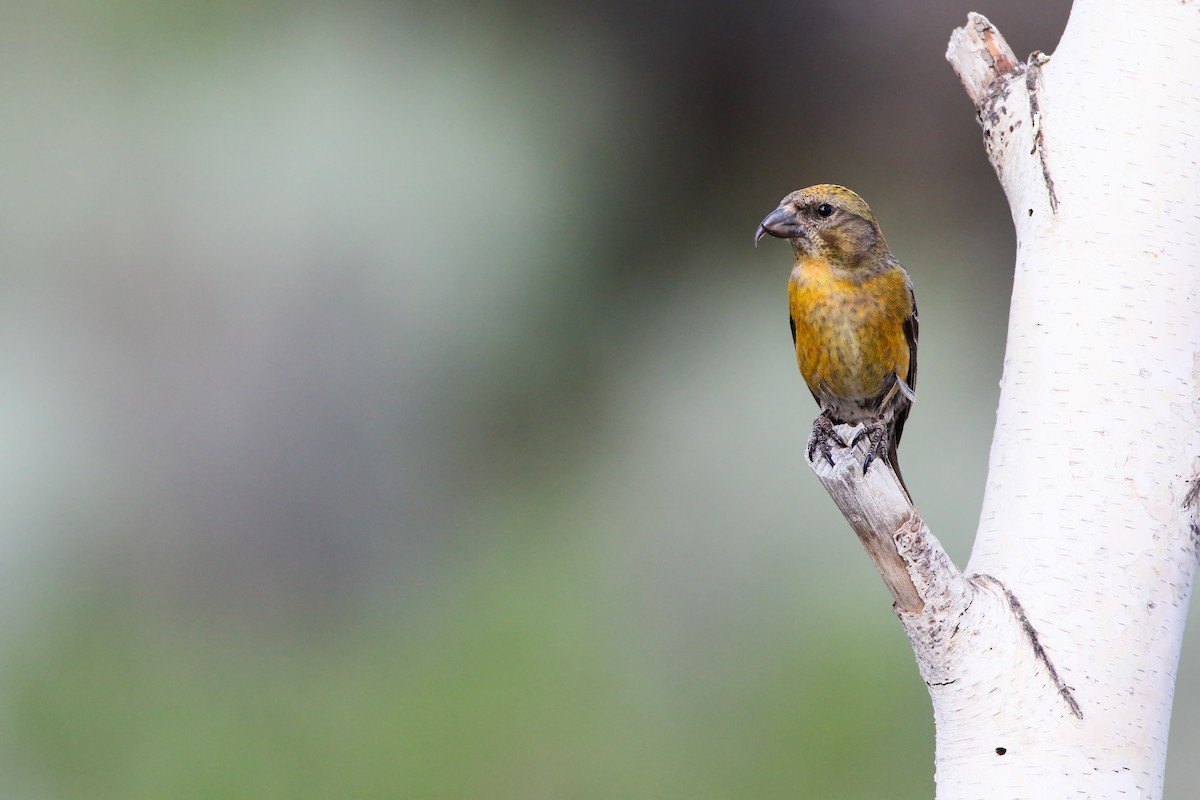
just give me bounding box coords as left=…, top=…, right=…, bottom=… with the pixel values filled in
left=948, top=3, right=1200, bottom=796
left=809, top=3, right=1200, bottom=798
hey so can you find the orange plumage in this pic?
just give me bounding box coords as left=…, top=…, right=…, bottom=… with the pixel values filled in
left=756, top=185, right=917, bottom=495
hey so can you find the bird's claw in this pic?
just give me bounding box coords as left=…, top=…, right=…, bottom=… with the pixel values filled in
left=850, top=423, right=890, bottom=475
left=807, top=415, right=847, bottom=467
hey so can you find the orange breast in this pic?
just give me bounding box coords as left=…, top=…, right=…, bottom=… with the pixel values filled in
left=788, top=258, right=911, bottom=404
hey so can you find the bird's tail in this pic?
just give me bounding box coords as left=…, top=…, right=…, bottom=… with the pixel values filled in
left=888, top=435, right=911, bottom=503
left=886, top=397, right=913, bottom=503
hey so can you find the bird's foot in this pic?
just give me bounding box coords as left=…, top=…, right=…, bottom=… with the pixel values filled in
left=850, top=423, right=890, bottom=475
left=807, top=415, right=847, bottom=467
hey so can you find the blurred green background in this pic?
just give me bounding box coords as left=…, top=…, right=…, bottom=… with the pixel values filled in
left=2, top=0, right=1198, bottom=797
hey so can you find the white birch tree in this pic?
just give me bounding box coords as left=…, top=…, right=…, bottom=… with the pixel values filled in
left=812, top=5, right=1200, bottom=797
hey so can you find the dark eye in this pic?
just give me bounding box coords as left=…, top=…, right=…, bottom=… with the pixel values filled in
left=816, top=203, right=834, bottom=218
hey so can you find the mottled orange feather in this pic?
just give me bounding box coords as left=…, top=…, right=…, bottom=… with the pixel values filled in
left=756, top=184, right=917, bottom=495
left=789, top=256, right=912, bottom=404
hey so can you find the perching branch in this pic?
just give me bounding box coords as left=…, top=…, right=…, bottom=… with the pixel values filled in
left=807, top=423, right=958, bottom=614
left=807, top=421, right=1090, bottom=748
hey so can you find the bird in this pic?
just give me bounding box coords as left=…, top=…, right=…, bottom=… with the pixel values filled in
left=754, top=184, right=917, bottom=497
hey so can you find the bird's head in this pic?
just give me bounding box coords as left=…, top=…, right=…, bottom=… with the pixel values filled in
left=754, top=184, right=887, bottom=268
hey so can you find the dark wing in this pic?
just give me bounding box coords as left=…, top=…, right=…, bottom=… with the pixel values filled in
left=903, top=288, right=918, bottom=393
left=884, top=288, right=918, bottom=500
left=889, top=286, right=918, bottom=451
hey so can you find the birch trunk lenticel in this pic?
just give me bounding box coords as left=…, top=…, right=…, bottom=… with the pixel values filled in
left=808, top=4, right=1200, bottom=797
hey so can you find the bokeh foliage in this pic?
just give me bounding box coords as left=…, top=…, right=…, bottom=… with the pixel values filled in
left=5, top=0, right=1200, bottom=797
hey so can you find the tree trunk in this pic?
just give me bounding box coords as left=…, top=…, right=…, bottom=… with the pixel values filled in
left=810, top=4, right=1200, bottom=797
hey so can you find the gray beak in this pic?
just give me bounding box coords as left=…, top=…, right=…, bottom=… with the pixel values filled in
left=754, top=206, right=804, bottom=247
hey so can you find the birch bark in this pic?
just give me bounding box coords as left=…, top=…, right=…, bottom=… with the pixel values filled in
left=810, top=4, right=1200, bottom=797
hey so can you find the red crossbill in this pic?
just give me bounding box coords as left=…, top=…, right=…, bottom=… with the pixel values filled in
left=755, top=184, right=917, bottom=497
